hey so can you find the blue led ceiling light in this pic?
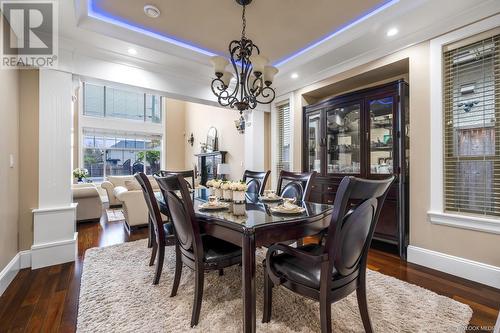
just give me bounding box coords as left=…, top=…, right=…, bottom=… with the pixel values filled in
left=273, top=0, right=400, bottom=66
left=87, top=1, right=217, bottom=57
left=87, top=0, right=399, bottom=66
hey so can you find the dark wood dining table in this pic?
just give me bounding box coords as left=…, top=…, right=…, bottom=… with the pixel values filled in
left=156, top=189, right=333, bottom=333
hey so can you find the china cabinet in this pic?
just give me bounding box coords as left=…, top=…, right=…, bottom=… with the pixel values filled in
left=303, top=80, right=409, bottom=258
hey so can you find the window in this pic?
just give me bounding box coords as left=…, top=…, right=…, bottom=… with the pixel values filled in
left=83, top=129, right=162, bottom=182
left=276, top=103, right=291, bottom=174
left=83, top=83, right=162, bottom=124
left=443, top=33, right=500, bottom=217
left=83, top=83, right=104, bottom=117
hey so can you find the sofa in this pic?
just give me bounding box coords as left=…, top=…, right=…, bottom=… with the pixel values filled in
left=102, top=175, right=166, bottom=229
left=72, top=183, right=103, bottom=222
left=101, top=176, right=133, bottom=207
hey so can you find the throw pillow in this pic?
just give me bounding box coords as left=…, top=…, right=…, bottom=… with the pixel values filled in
left=124, top=180, right=141, bottom=191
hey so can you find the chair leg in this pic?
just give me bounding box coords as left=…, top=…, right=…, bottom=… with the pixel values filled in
left=147, top=217, right=153, bottom=248
left=149, top=242, right=157, bottom=266
left=356, top=277, right=374, bottom=333
left=153, top=245, right=164, bottom=285
left=191, top=268, right=204, bottom=327
left=262, top=265, right=273, bottom=323
left=170, top=244, right=182, bottom=297
left=319, top=298, right=332, bottom=333
left=218, top=269, right=224, bottom=276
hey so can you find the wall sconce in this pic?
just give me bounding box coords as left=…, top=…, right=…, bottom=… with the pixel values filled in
left=234, top=115, right=245, bottom=134
left=187, top=133, right=194, bottom=146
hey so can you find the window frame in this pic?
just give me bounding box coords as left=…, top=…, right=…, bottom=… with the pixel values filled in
left=429, top=14, right=500, bottom=234
left=271, top=93, right=295, bottom=188
left=82, top=129, right=162, bottom=182
left=78, top=79, right=166, bottom=183
left=82, top=82, right=163, bottom=124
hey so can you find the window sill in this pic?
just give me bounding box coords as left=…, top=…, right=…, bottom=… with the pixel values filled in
left=428, top=211, right=500, bottom=235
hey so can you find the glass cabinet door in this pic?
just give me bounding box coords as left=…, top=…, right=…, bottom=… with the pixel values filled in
left=306, top=112, right=322, bottom=173
left=368, top=96, right=394, bottom=174
left=326, top=103, right=361, bottom=174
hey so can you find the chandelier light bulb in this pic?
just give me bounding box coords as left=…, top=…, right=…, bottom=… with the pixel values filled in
left=249, top=54, right=268, bottom=76
left=211, top=56, right=229, bottom=76
left=264, top=66, right=279, bottom=85
left=221, top=71, right=234, bottom=87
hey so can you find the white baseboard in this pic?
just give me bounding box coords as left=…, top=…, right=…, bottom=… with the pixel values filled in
left=0, top=249, right=33, bottom=296
left=407, top=245, right=500, bottom=289
left=19, top=250, right=31, bottom=269
left=0, top=253, right=20, bottom=297
left=31, top=232, right=78, bottom=270
left=0, top=232, right=78, bottom=296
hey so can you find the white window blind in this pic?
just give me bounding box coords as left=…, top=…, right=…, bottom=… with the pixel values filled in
left=83, top=83, right=163, bottom=124
left=277, top=103, right=291, bottom=174
left=443, top=32, right=500, bottom=217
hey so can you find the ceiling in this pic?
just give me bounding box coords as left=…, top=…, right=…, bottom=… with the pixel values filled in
left=51, top=0, right=500, bottom=106
left=90, top=0, right=386, bottom=64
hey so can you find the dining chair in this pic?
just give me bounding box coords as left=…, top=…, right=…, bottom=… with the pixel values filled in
left=263, top=175, right=394, bottom=333
left=159, top=169, right=195, bottom=189
left=155, top=174, right=242, bottom=327
left=276, top=170, right=317, bottom=202
left=135, top=172, right=176, bottom=285
left=243, top=170, right=270, bottom=195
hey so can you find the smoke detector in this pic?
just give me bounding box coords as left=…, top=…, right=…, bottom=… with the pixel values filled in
left=144, top=5, right=160, bottom=18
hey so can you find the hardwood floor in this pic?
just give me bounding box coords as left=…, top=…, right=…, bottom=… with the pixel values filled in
left=0, top=215, right=498, bottom=332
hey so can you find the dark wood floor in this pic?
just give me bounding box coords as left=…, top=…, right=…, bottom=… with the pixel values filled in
left=0, top=214, right=498, bottom=333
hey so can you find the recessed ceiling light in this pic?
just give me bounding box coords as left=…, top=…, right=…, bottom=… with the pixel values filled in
left=144, top=5, right=160, bottom=18
left=127, top=48, right=137, bottom=55
left=291, top=73, right=299, bottom=79
left=386, top=27, right=398, bottom=37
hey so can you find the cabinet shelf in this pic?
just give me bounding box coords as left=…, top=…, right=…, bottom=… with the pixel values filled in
left=370, top=146, right=392, bottom=152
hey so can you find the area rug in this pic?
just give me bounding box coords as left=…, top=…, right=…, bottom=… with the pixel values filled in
left=77, top=240, right=472, bottom=333
left=105, top=209, right=125, bottom=222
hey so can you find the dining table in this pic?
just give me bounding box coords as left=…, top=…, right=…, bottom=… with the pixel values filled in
left=156, top=188, right=333, bottom=333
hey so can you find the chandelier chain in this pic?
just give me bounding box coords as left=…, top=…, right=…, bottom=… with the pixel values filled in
left=241, top=5, right=246, bottom=38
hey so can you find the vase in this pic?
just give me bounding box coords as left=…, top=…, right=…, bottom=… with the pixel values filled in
left=223, top=189, right=232, bottom=201
left=214, top=188, right=223, bottom=199
left=232, top=202, right=246, bottom=216
left=233, top=191, right=246, bottom=203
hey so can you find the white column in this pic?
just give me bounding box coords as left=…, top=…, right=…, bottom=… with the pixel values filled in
left=31, top=69, right=77, bottom=269
left=244, top=110, right=265, bottom=171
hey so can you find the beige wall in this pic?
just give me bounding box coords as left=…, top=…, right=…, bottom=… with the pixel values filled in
left=18, top=70, right=39, bottom=251
left=289, top=42, right=500, bottom=267
left=165, top=98, right=186, bottom=170
left=182, top=101, right=245, bottom=181
left=0, top=68, right=20, bottom=270
left=264, top=111, right=271, bottom=189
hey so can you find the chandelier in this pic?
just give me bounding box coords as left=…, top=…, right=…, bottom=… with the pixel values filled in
left=210, top=0, right=278, bottom=133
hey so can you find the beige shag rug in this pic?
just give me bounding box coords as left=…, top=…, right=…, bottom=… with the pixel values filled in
left=77, top=240, right=472, bottom=333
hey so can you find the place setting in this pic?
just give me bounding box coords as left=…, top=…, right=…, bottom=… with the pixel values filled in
left=199, top=195, right=230, bottom=211
left=269, top=197, right=306, bottom=215
left=258, top=189, right=283, bottom=202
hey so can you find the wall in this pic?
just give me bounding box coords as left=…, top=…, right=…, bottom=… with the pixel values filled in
left=288, top=41, right=500, bottom=267
left=264, top=111, right=271, bottom=189
left=183, top=101, right=245, bottom=181
left=18, top=70, right=39, bottom=251
left=0, top=68, right=19, bottom=270
left=165, top=99, right=186, bottom=170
